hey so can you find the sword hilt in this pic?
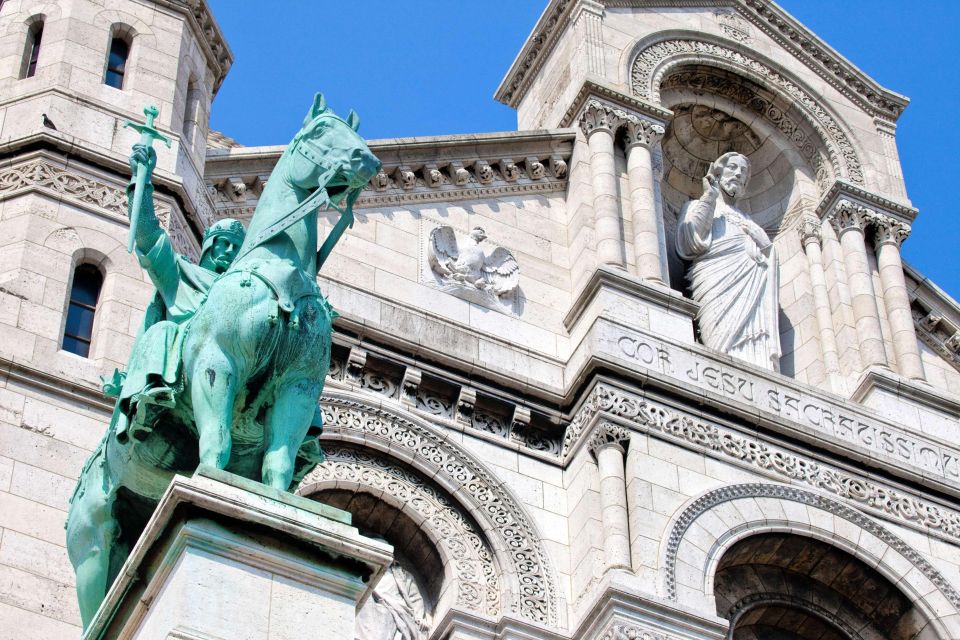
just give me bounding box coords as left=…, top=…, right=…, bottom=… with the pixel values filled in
left=124, top=105, right=172, bottom=148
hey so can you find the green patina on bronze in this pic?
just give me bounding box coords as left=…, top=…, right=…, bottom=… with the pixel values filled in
left=65, top=94, right=380, bottom=629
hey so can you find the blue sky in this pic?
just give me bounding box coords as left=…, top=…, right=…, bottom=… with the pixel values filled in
left=208, top=1, right=959, bottom=299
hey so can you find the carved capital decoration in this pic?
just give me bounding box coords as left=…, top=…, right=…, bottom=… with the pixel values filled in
left=871, top=214, right=911, bottom=249
left=828, top=199, right=870, bottom=236
left=579, top=99, right=623, bottom=137
left=317, top=391, right=560, bottom=625
left=798, top=214, right=822, bottom=247
left=588, top=421, right=631, bottom=459
left=623, top=117, right=666, bottom=151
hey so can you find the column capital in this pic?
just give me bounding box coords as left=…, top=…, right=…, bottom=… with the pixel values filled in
left=588, top=421, right=630, bottom=459
left=828, top=199, right=871, bottom=236
left=623, top=116, right=666, bottom=151
left=798, top=214, right=822, bottom=247
left=579, top=99, right=624, bottom=137
left=871, top=213, right=911, bottom=249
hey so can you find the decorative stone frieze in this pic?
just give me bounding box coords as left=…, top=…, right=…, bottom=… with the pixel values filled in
left=662, top=483, right=960, bottom=612
left=631, top=39, right=864, bottom=185
left=0, top=157, right=199, bottom=261
left=318, top=392, right=561, bottom=625
left=566, top=383, right=960, bottom=544
left=715, top=9, right=752, bottom=43
left=600, top=625, right=672, bottom=640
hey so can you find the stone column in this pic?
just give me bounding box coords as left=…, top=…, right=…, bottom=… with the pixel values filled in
left=580, top=100, right=626, bottom=268
left=590, top=423, right=631, bottom=572
left=799, top=215, right=843, bottom=390
left=873, top=215, right=925, bottom=380
left=829, top=200, right=888, bottom=370
left=624, top=116, right=667, bottom=283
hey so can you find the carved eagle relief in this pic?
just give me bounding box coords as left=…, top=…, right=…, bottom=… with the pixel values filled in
left=428, top=226, right=520, bottom=297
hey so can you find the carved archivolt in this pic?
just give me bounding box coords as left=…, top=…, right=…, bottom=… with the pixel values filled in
left=662, top=483, right=960, bottom=618
left=298, top=446, right=500, bottom=617
left=565, top=384, right=960, bottom=544
left=630, top=37, right=864, bottom=186
left=315, top=391, right=560, bottom=626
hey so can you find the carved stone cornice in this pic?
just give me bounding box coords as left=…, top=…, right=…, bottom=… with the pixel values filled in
left=155, top=0, right=233, bottom=94
left=798, top=214, right=822, bottom=248
left=496, top=0, right=908, bottom=121
left=205, top=130, right=574, bottom=211
left=560, top=79, right=673, bottom=129
left=815, top=179, right=917, bottom=224
left=872, top=213, right=911, bottom=249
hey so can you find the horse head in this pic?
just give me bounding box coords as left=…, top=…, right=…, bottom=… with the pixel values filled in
left=286, top=93, right=380, bottom=206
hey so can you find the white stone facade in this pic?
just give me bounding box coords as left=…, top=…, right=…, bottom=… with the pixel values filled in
left=1, top=0, right=960, bottom=638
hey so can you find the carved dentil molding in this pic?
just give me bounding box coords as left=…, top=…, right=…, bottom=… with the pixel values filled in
left=662, top=482, right=960, bottom=613
left=316, top=392, right=560, bottom=626
left=564, top=384, right=960, bottom=545
left=299, top=446, right=500, bottom=617
left=631, top=38, right=864, bottom=185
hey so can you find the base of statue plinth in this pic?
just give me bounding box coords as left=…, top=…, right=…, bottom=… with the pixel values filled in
left=83, top=467, right=393, bottom=640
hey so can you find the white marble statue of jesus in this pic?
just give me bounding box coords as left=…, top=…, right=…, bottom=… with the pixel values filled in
left=676, top=152, right=781, bottom=371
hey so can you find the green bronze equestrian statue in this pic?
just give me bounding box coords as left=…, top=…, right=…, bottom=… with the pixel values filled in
left=66, top=94, right=381, bottom=629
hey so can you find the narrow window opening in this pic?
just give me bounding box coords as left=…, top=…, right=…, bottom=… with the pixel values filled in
left=104, top=36, right=129, bottom=89
left=183, top=79, right=201, bottom=146
left=63, top=264, right=103, bottom=357
left=21, top=21, right=43, bottom=79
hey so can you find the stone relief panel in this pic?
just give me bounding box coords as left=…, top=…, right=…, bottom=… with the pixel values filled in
left=316, top=391, right=561, bottom=626
left=299, top=445, right=499, bottom=619
left=422, top=222, right=522, bottom=315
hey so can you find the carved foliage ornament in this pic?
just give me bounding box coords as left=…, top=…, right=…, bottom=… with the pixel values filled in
left=631, top=39, right=864, bottom=184
left=317, top=393, right=559, bottom=625
left=564, top=384, right=960, bottom=543
left=578, top=100, right=665, bottom=149
left=662, top=482, right=960, bottom=613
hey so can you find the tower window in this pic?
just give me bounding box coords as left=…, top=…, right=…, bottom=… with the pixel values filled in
left=63, top=264, right=103, bottom=357
left=104, top=37, right=129, bottom=89
left=21, top=20, right=43, bottom=79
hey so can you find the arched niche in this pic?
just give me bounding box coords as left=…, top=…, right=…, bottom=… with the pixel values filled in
left=301, top=390, right=561, bottom=628
left=660, top=483, right=960, bottom=639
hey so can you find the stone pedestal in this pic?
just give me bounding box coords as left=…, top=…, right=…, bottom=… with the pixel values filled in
left=83, top=468, right=393, bottom=640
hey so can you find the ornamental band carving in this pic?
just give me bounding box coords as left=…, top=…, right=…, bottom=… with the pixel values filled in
left=566, top=383, right=960, bottom=544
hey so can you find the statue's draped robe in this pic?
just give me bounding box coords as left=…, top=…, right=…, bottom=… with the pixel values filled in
left=677, top=199, right=781, bottom=371
left=111, top=233, right=218, bottom=440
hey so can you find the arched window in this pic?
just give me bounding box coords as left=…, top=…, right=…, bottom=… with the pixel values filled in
left=104, top=36, right=130, bottom=89
left=20, top=19, right=43, bottom=79
left=63, top=264, right=103, bottom=357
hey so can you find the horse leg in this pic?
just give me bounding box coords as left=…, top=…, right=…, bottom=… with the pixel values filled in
left=190, top=345, right=238, bottom=469
left=66, top=461, right=118, bottom=628
left=262, top=378, right=320, bottom=490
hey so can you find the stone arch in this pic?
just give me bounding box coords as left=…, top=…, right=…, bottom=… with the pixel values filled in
left=661, top=483, right=960, bottom=638
left=307, top=390, right=561, bottom=627
left=628, top=32, right=864, bottom=188
left=298, top=444, right=500, bottom=619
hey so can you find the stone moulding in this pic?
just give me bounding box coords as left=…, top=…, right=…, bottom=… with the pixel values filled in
left=298, top=445, right=501, bottom=617
left=630, top=35, right=863, bottom=185
left=565, top=383, right=960, bottom=545
left=0, top=155, right=200, bottom=261
left=496, top=0, right=907, bottom=120
left=314, top=390, right=561, bottom=627
left=662, top=483, right=960, bottom=614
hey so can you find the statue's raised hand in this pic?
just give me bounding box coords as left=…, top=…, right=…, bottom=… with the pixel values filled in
left=701, top=173, right=720, bottom=203
left=129, top=143, right=157, bottom=186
